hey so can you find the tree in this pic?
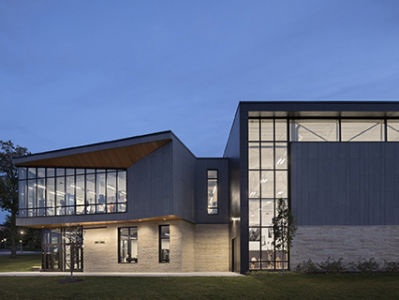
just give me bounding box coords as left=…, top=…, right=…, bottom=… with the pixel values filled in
left=64, top=225, right=83, bottom=279
left=0, top=140, right=30, bottom=258
left=272, top=198, right=298, bottom=274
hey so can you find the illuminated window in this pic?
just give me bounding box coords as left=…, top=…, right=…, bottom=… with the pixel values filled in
left=17, top=167, right=127, bottom=218
left=159, top=225, right=170, bottom=263
left=119, top=227, right=138, bottom=263
left=207, top=170, right=218, bottom=214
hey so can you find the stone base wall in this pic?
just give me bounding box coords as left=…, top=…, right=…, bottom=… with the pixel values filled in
left=291, top=225, right=399, bottom=269
left=194, top=224, right=230, bottom=272
left=83, top=220, right=229, bottom=272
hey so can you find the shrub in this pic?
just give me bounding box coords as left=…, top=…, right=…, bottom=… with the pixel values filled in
left=317, top=257, right=346, bottom=274
left=382, top=260, right=399, bottom=273
left=354, top=258, right=379, bottom=273
left=295, top=259, right=319, bottom=274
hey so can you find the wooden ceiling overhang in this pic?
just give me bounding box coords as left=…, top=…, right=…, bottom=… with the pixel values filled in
left=14, top=138, right=171, bottom=169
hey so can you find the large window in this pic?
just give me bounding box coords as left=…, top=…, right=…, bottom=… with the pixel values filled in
left=290, top=120, right=339, bottom=142
left=248, top=118, right=288, bottom=271
left=341, top=120, right=385, bottom=142
left=119, top=227, right=138, bottom=263
left=207, top=170, right=218, bottom=214
left=159, top=225, right=170, bottom=263
left=18, top=167, right=127, bottom=218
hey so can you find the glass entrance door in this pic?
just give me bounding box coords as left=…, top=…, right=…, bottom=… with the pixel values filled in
left=43, top=245, right=61, bottom=271
left=42, top=227, right=83, bottom=272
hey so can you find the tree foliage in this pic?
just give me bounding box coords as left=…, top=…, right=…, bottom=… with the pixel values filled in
left=272, top=198, right=298, bottom=274
left=0, top=140, right=30, bottom=258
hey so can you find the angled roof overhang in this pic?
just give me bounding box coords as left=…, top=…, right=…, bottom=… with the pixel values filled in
left=12, top=131, right=173, bottom=169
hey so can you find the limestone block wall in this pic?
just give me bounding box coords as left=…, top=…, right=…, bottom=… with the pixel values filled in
left=291, top=225, right=399, bottom=269
left=83, top=219, right=194, bottom=272
left=194, top=224, right=229, bottom=272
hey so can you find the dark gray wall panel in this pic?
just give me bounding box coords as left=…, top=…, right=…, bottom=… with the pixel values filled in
left=172, top=139, right=196, bottom=223
left=195, top=158, right=229, bottom=224
left=130, top=142, right=173, bottom=220
left=291, top=142, right=399, bottom=226
left=224, top=108, right=242, bottom=272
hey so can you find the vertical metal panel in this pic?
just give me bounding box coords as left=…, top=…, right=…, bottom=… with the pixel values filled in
left=291, top=143, right=399, bottom=226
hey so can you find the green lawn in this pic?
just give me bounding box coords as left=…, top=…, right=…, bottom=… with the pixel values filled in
left=0, top=254, right=41, bottom=272
left=0, top=274, right=398, bottom=300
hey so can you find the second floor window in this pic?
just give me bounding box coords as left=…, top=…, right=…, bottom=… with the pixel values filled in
left=207, top=170, right=218, bottom=214
left=18, top=167, right=127, bottom=218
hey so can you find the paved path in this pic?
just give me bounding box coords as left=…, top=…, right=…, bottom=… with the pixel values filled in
left=0, top=251, right=40, bottom=256
left=0, top=271, right=242, bottom=277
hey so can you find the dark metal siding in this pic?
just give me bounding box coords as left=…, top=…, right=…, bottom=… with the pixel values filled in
left=291, top=142, right=399, bottom=226
left=172, top=138, right=197, bottom=223
left=130, top=142, right=174, bottom=220
left=224, top=108, right=242, bottom=272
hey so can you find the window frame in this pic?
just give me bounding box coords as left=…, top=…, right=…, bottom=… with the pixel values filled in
left=159, top=225, right=170, bottom=263
left=17, top=167, right=128, bottom=218
left=207, top=169, right=219, bottom=215
left=118, top=227, right=138, bottom=264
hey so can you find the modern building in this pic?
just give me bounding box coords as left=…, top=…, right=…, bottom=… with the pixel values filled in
left=13, top=101, right=399, bottom=274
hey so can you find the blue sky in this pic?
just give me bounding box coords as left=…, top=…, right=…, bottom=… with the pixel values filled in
left=1, top=0, right=399, bottom=223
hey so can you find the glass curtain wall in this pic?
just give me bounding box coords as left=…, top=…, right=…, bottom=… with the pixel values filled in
left=248, top=119, right=288, bottom=270
left=18, top=167, right=127, bottom=218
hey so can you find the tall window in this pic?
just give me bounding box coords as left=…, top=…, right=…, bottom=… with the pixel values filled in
left=159, top=225, right=170, bottom=263
left=119, top=227, right=138, bottom=263
left=18, top=167, right=127, bottom=218
left=207, top=170, right=218, bottom=214
left=248, top=119, right=288, bottom=271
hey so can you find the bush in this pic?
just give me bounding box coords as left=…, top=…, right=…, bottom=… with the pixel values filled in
left=317, top=257, right=346, bottom=274
left=295, top=259, right=319, bottom=274
left=382, top=260, right=399, bottom=273
left=353, top=258, right=379, bottom=273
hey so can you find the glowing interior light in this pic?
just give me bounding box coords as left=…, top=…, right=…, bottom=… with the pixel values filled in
left=107, top=185, right=116, bottom=190
left=261, top=179, right=268, bottom=183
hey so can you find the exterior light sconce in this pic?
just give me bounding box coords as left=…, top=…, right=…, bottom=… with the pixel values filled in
left=232, top=217, right=240, bottom=221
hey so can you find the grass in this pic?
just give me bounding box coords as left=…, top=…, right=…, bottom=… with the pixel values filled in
left=0, top=273, right=398, bottom=300
left=0, top=254, right=41, bottom=272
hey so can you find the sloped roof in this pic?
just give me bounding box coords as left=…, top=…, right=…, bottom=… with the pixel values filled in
left=12, top=131, right=173, bottom=169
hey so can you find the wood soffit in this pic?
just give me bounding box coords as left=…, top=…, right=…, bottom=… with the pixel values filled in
left=16, top=139, right=171, bottom=169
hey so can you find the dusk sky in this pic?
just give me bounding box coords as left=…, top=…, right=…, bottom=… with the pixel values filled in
left=1, top=0, right=399, bottom=223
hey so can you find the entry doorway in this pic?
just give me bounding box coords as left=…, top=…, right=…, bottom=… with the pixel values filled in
left=42, top=227, right=83, bottom=272
left=43, top=245, right=61, bottom=271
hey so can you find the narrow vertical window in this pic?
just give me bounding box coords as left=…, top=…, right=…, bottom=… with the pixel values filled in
left=159, top=225, right=170, bottom=263
left=207, top=170, right=218, bottom=214
left=119, top=227, right=138, bottom=263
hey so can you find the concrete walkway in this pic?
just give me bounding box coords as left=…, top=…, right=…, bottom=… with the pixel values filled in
left=0, top=271, right=242, bottom=277
left=0, top=251, right=41, bottom=256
